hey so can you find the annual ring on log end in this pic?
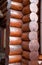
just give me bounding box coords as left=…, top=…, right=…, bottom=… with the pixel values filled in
left=22, top=5, right=30, bottom=15
left=29, top=31, right=38, bottom=40
left=29, top=40, right=39, bottom=51
left=29, top=21, right=38, bottom=31
left=22, top=51, right=39, bottom=60
left=30, top=0, right=39, bottom=4
left=23, top=15, right=30, bottom=23
left=23, top=0, right=30, bottom=6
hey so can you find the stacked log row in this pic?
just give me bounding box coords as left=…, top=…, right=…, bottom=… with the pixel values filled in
left=9, top=0, right=23, bottom=65
left=22, top=0, right=39, bottom=65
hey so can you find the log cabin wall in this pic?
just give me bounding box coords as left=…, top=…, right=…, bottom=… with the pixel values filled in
left=9, top=2, right=23, bottom=65
left=5, top=0, right=40, bottom=65
left=6, top=0, right=23, bottom=65
left=22, top=0, right=39, bottom=65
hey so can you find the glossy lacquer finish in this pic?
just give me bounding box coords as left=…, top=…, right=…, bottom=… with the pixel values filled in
left=9, top=0, right=23, bottom=65
left=22, top=0, right=39, bottom=65
left=8, top=0, right=39, bottom=65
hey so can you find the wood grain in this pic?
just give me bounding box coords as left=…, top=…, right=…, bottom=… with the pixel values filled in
left=23, top=15, right=30, bottom=23
left=10, top=10, right=23, bottom=19
left=9, top=37, right=22, bottom=45
left=10, top=18, right=23, bottom=28
left=9, top=55, right=22, bottom=63
left=10, top=27, right=22, bottom=37
left=23, top=0, right=30, bottom=6
left=22, top=40, right=39, bottom=51
left=22, top=5, right=30, bottom=15
left=22, top=51, right=39, bottom=60
left=11, top=2, right=23, bottom=11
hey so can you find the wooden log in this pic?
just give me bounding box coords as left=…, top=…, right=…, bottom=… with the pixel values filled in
left=10, top=27, right=22, bottom=37
left=22, top=59, right=39, bottom=65
left=11, top=1, right=23, bottom=11
left=22, top=33, right=29, bottom=41
left=23, top=13, right=38, bottom=23
left=10, top=10, right=23, bottom=19
left=9, top=63, right=21, bottom=65
left=29, top=40, right=39, bottom=51
left=9, top=55, right=22, bottom=63
left=22, top=23, right=29, bottom=32
left=22, top=15, right=30, bottom=23
left=22, top=63, right=27, bottom=65
left=30, top=12, right=38, bottom=21
left=22, top=4, right=38, bottom=15
left=22, top=22, right=38, bottom=32
left=22, top=59, right=28, bottom=65
left=39, top=55, right=42, bottom=60
left=12, top=0, right=23, bottom=3
left=30, top=0, right=39, bottom=4
left=10, top=18, right=23, bottom=28
left=29, top=21, right=38, bottom=31
left=22, top=40, right=39, bottom=51
left=9, top=37, right=22, bottom=45
left=22, top=5, right=30, bottom=15
left=29, top=31, right=38, bottom=40
left=23, top=0, right=30, bottom=6
left=22, top=51, right=39, bottom=60
left=9, top=45, right=22, bottom=55
left=22, top=32, right=38, bottom=41
left=28, top=61, right=39, bottom=65
left=22, top=41, right=29, bottom=51
left=30, top=3, right=38, bottom=13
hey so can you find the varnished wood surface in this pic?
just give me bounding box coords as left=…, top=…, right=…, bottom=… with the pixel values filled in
left=10, top=27, right=22, bottom=37
left=11, top=1, right=23, bottom=11
left=10, top=19, right=23, bottom=28
left=9, top=37, right=22, bottom=45
left=22, top=51, right=39, bottom=60
left=22, top=59, right=39, bottom=65
left=39, top=55, right=42, bottom=60
left=9, top=55, right=22, bottom=63
left=23, top=0, right=30, bottom=6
